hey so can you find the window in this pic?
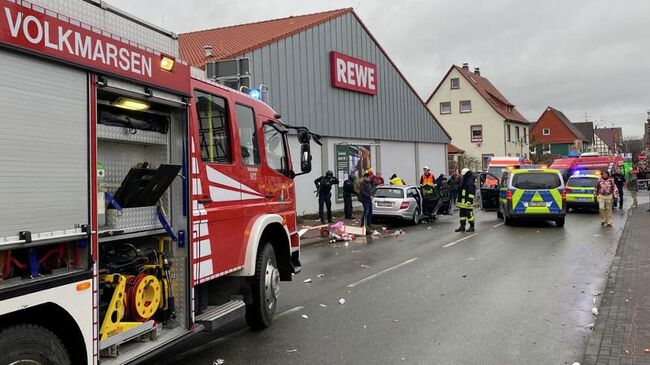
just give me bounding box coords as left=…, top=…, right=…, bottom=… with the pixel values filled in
left=236, top=104, right=260, bottom=166
left=374, top=188, right=404, bottom=199
left=450, top=78, right=460, bottom=89
left=507, top=125, right=511, bottom=142
left=440, top=101, right=451, bottom=114
left=567, top=177, right=599, bottom=188
left=543, top=144, right=551, bottom=154
left=471, top=125, right=483, bottom=142
left=195, top=91, right=231, bottom=163
left=512, top=173, right=561, bottom=189
left=263, top=124, right=289, bottom=173
left=515, top=126, right=520, bottom=141
left=481, top=154, right=493, bottom=170
left=543, top=128, right=550, bottom=136
left=460, top=100, right=472, bottom=113
left=524, top=128, right=528, bottom=143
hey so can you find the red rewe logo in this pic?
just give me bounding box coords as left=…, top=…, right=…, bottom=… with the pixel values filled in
left=330, top=51, right=377, bottom=95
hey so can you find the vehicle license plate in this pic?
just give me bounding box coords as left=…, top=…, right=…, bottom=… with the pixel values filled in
left=529, top=201, right=546, bottom=207
left=577, top=197, right=593, bottom=202
left=376, top=201, right=393, bottom=207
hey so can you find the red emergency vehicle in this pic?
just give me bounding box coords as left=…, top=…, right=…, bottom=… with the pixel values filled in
left=551, top=154, right=623, bottom=181
left=0, top=1, right=318, bottom=364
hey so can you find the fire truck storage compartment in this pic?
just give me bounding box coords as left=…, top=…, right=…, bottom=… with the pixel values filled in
left=0, top=49, right=91, bottom=288
left=96, top=80, right=190, bottom=361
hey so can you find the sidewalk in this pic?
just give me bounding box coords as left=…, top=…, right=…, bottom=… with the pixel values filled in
left=583, top=202, right=650, bottom=365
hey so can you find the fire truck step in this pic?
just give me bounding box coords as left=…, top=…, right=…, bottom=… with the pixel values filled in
left=195, top=300, right=246, bottom=331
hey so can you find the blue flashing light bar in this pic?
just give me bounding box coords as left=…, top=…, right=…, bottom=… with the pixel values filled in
left=248, top=88, right=262, bottom=100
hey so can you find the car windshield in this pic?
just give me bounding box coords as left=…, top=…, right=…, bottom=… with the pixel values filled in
left=567, top=177, right=598, bottom=187
left=512, top=173, right=561, bottom=189
left=374, top=188, right=404, bottom=198
left=487, top=166, right=505, bottom=176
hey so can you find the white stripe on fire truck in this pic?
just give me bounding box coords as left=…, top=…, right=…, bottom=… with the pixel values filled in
left=192, top=157, right=199, bottom=174
left=206, top=166, right=262, bottom=196
left=192, top=220, right=209, bottom=239
left=193, top=239, right=212, bottom=259
left=193, top=259, right=214, bottom=279
left=209, top=186, right=241, bottom=202
left=192, top=178, right=202, bottom=195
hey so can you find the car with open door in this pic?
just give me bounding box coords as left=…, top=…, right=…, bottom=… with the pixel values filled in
left=372, top=186, right=423, bottom=225
left=479, top=172, right=501, bottom=211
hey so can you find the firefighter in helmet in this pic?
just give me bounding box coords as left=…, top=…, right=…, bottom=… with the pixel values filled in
left=455, top=167, right=476, bottom=232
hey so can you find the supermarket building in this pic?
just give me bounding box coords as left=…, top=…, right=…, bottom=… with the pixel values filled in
left=179, top=8, right=450, bottom=215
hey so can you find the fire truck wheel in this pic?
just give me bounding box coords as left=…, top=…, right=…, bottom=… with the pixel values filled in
left=0, top=324, right=71, bottom=365
left=246, top=243, right=279, bottom=330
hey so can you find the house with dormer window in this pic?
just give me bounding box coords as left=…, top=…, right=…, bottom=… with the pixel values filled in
left=426, top=63, right=530, bottom=170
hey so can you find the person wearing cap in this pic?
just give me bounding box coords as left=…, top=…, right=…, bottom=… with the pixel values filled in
left=389, top=173, right=405, bottom=186
left=420, top=166, right=434, bottom=187
left=627, top=168, right=639, bottom=208
left=455, top=167, right=476, bottom=232
left=358, top=172, right=374, bottom=229
left=314, top=170, right=339, bottom=224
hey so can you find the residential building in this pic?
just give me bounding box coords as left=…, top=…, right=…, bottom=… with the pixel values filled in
left=529, top=107, right=590, bottom=157
left=179, top=9, right=450, bottom=214
left=645, top=112, right=650, bottom=148
left=447, top=144, right=465, bottom=173
left=426, top=63, right=530, bottom=170
left=593, top=127, right=623, bottom=155
left=573, top=121, right=595, bottom=151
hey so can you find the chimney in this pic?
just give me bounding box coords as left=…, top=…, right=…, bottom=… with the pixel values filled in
left=474, top=67, right=480, bottom=76
left=203, top=45, right=213, bottom=58
left=462, top=63, right=469, bottom=70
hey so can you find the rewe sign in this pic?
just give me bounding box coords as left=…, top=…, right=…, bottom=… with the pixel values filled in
left=330, top=51, right=377, bottom=95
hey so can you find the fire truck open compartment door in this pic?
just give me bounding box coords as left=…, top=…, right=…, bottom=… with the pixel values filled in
left=0, top=49, right=89, bottom=244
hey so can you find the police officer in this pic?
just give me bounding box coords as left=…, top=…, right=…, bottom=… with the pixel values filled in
left=455, top=168, right=476, bottom=233
left=315, top=170, right=339, bottom=224
left=343, top=174, right=357, bottom=219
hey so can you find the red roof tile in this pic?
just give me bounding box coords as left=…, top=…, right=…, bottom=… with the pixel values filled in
left=426, top=65, right=529, bottom=124
left=179, top=8, right=353, bottom=68
left=447, top=144, right=464, bottom=154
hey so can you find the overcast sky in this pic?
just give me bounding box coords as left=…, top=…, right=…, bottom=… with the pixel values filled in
left=109, top=0, right=650, bottom=138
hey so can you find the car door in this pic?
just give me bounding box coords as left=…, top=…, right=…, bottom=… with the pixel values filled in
left=479, top=172, right=501, bottom=210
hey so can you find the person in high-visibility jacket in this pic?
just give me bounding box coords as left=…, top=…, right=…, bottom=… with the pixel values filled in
left=420, top=166, right=434, bottom=187
left=455, top=168, right=476, bottom=232
left=389, top=173, right=405, bottom=186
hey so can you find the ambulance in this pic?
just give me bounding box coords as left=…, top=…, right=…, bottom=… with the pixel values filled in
left=0, top=1, right=319, bottom=364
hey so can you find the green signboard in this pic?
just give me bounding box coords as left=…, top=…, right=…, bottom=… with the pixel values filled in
left=335, top=144, right=372, bottom=200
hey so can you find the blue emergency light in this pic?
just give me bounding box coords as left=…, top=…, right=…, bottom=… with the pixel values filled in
left=248, top=88, right=262, bottom=100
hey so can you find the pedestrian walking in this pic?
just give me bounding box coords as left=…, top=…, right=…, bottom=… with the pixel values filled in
left=612, top=167, right=626, bottom=209
left=343, top=174, right=358, bottom=219
left=420, top=166, right=434, bottom=187
left=448, top=170, right=461, bottom=213
left=389, top=173, right=405, bottom=186
left=359, top=172, right=374, bottom=230
left=436, top=173, right=446, bottom=189
left=314, top=170, right=339, bottom=224
left=595, top=170, right=618, bottom=227
left=627, top=169, right=639, bottom=208
left=455, top=168, right=476, bottom=233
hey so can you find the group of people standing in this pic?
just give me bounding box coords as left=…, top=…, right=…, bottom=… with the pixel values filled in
left=595, top=167, right=646, bottom=227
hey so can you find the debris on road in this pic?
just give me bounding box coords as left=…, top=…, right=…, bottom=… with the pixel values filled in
left=360, top=264, right=370, bottom=269
left=303, top=278, right=312, bottom=283
left=317, top=274, right=325, bottom=278
left=392, top=319, right=400, bottom=323
left=587, top=323, right=594, bottom=330
left=301, top=314, right=309, bottom=319
left=625, top=349, right=631, bottom=355
left=319, top=304, right=327, bottom=308
left=212, top=359, right=225, bottom=365
left=592, top=307, right=599, bottom=316
left=644, top=348, right=650, bottom=353
left=286, top=349, right=298, bottom=353
left=462, top=273, right=467, bottom=278
left=338, top=298, right=346, bottom=305
left=572, top=362, right=580, bottom=365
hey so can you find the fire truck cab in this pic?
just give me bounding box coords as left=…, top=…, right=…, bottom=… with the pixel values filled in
left=0, top=1, right=317, bottom=364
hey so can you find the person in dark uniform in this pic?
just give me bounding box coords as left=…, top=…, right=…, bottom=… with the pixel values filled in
left=455, top=168, right=476, bottom=233
left=343, top=174, right=357, bottom=219
left=314, top=170, right=339, bottom=224
left=611, top=167, right=626, bottom=209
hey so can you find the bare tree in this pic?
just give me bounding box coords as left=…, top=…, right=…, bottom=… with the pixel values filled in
left=621, top=136, right=644, bottom=160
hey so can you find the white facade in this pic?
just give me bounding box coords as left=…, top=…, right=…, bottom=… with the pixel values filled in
left=427, top=66, right=530, bottom=168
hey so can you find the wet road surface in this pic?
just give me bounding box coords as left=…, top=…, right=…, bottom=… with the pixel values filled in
left=150, top=205, right=629, bottom=365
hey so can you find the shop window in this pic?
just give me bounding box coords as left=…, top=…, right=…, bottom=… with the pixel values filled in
left=440, top=101, right=451, bottom=114
left=236, top=104, right=260, bottom=166
left=450, top=78, right=460, bottom=89
left=195, top=91, right=231, bottom=163
left=263, top=124, right=289, bottom=173
left=543, top=128, right=550, bottom=136
left=460, top=100, right=472, bottom=113
left=471, top=125, right=483, bottom=142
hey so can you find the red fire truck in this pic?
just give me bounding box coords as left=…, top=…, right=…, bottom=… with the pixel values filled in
left=551, top=154, right=624, bottom=181
left=0, top=1, right=318, bottom=364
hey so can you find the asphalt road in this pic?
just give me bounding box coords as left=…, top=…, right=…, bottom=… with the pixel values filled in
left=151, top=204, right=629, bottom=365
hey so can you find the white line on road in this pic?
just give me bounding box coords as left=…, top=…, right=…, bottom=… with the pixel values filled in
left=347, top=258, right=419, bottom=288
left=277, top=306, right=304, bottom=318
left=442, top=233, right=479, bottom=248
left=492, top=222, right=505, bottom=228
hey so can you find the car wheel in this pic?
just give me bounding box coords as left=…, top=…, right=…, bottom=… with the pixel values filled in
left=412, top=208, right=420, bottom=225
left=555, top=218, right=566, bottom=227
left=0, top=324, right=71, bottom=365
left=504, top=215, right=513, bottom=226
left=246, top=243, right=279, bottom=330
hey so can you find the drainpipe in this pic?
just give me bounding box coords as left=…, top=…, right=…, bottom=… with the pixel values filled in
left=503, top=122, right=508, bottom=155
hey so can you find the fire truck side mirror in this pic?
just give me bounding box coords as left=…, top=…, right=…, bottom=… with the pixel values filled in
left=300, top=143, right=312, bottom=173
left=297, top=129, right=310, bottom=144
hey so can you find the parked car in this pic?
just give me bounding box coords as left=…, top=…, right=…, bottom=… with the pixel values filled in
left=372, top=185, right=423, bottom=224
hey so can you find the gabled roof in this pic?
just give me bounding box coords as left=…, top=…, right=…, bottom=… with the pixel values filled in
left=426, top=65, right=529, bottom=124
left=573, top=122, right=594, bottom=144
left=595, top=127, right=623, bottom=151
left=179, top=8, right=352, bottom=68
left=447, top=144, right=464, bottom=154
left=545, top=107, right=588, bottom=141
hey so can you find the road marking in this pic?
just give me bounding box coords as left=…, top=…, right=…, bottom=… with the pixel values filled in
left=347, top=258, right=419, bottom=288
left=492, top=222, right=505, bottom=228
left=277, top=306, right=304, bottom=318
left=442, top=233, right=479, bottom=248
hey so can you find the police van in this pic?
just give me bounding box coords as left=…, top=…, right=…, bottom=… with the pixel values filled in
left=565, top=173, right=599, bottom=212
left=481, top=169, right=567, bottom=227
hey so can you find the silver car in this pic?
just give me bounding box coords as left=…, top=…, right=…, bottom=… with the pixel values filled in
left=372, top=185, right=423, bottom=224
